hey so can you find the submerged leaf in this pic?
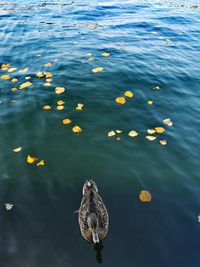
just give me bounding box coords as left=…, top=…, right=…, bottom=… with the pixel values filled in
left=18, top=68, right=29, bottom=73
left=160, top=139, right=167, bottom=145
left=11, top=78, right=18, bottom=82
left=11, top=87, right=17, bottom=91
left=153, top=85, right=160, bottom=90
left=19, top=81, right=32, bottom=90
left=55, top=87, right=65, bottom=94
left=27, top=155, right=38, bottom=164
left=76, top=103, right=84, bottom=110
left=139, top=191, right=152, bottom=202
left=155, top=127, right=165, bottom=133
left=92, top=67, right=104, bottom=73
left=124, top=91, right=134, bottom=98
left=115, top=97, right=126, bottom=104
left=163, top=118, right=173, bottom=127
left=146, top=135, right=156, bottom=141
left=102, top=52, right=110, bottom=57
left=44, top=63, right=52, bottom=67
left=25, top=76, right=31, bottom=80
left=72, top=126, right=82, bottom=133
left=43, top=83, right=51, bottom=87
left=128, top=130, right=138, bottom=137
left=63, top=118, right=72, bottom=124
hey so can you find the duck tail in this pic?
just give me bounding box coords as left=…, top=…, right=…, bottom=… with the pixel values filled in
left=92, top=231, right=99, bottom=244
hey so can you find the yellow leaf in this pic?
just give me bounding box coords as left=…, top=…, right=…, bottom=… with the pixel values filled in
left=63, top=118, right=72, bottom=124
left=1, top=75, right=10, bottom=80
left=160, top=139, right=167, bottom=145
left=139, top=190, right=152, bottom=202
left=92, top=67, right=104, bottom=73
left=76, top=103, right=84, bottom=110
left=11, top=78, right=18, bottom=82
left=145, top=135, right=156, bottom=141
left=8, top=67, right=17, bottom=72
left=37, top=160, right=45, bottom=166
left=44, top=72, right=53, bottom=78
left=55, top=87, right=65, bottom=94
left=25, top=76, right=31, bottom=80
left=116, top=130, right=122, bottom=134
left=11, top=87, right=17, bottom=91
left=108, top=130, right=116, bottom=137
left=18, top=68, right=29, bottom=73
left=88, top=57, right=95, bottom=61
left=56, top=105, right=64, bottom=110
left=43, top=105, right=51, bottom=110
left=13, top=147, right=22, bottom=152
left=36, top=72, right=44, bottom=78
left=147, top=129, right=156, bottom=134
left=57, top=100, right=65, bottom=105
left=128, top=130, right=138, bottom=137
left=44, top=63, right=52, bottom=67
left=46, top=78, right=52, bottom=83
left=147, top=100, right=153, bottom=105
left=19, top=81, right=32, bottom=90
left=72, top=125, right=82, bottom=133
left=1, top=63, right=11, bottom=70
left=155, top=127, right=165, bottom=133
left=163, top=118, right=173, bottom=127
left=27, top=155, right=38, bottom=164
left=102, top=52, right=110, bottom=57
left=124, top=91, right=134, bottom=98
left=115, top=97, right=126, bottom=104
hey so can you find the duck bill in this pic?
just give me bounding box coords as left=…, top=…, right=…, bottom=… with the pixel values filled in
left=92, top=231, right=99, bottom=244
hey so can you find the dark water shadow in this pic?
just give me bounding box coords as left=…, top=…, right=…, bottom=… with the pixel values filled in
left=93, top=242, right=104, bottom=264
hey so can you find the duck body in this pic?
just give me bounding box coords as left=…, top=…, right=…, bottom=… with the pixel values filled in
left=78, top=180, right=109, bottom=243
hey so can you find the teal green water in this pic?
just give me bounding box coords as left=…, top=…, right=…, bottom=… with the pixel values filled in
left=0, top=0, right=200, bottom=266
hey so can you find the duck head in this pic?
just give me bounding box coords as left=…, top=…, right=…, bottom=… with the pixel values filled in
left=82, top=180, right=98, bottom=195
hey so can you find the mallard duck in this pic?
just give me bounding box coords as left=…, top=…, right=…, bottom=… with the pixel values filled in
left=78, top=180, right=109, bottom=243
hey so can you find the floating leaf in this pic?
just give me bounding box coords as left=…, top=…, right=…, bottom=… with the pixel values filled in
left=11, top=87, right=17, bottom=91
left=108, top=130, right=116, bottom=137
left=37, top=160, right=45, bottom=166
left=11, top=78, right=18, bottom=82
left=57, top=100, right=65, bottom=105
left=1, top=75, right=10, bottom=80
left=5, top=203, right=13, bottom=210
left=43, top=83, right=51, bottom=87
left=18, top=68, right=29, bottom=73
left=160, top=139, right=167, bottom=145
left=63, top=118, right=72, bottom=124
left=1, top=63, right=11, bottom=70
left=147, top=129, right=156, bottom=134
left=116, top=137, right=121, bottom=141
left=128, top=130, right=138, bottom=137
left=19, top=81, right=32, bottom=90
left=146, top=135, right=156, bottom=141
left=102, top=52, right=110, bottom=57
left=124, top=91, right=134, bottom=98
left=44, top=72, right=53, bottom=78
left=36, top=72, right=44, bottom=78
left=72, top=126, right=82, bottom=133
left=116, top=130, right=122, bottom=134
left=163, top=118, right=173, bottom=127
left=46, top=78, right=52, bottom=83
left=139, top=190, right=152, bottom=202
left=55, top=87, right=65, bottom=94
left=147, top=100, right=153, bottom=105
left=13, top=147, right=22, bottom=152
left=76, top=103, right=84, bottom=110
left=153, top=85, right=160, bottom=90
left=155, top=127, right=165, bottom=133
left=87, top=53, right=93, bottom=57
left=44, top=63, right=52, bottom=67
left=57, top=105, right=64, bottom=110
left=8, top=67, right=17, bottom=72
left=43, top=105, right=51, bottom=110
left=27, top=155, right=38, bottom=164
left=92, top=67, right=104, bottom=73
left=25, top=76, right=31, bottom=80
left=88, top=57, right=95, bottom=61
left=115, top=97, right=126, bottom=104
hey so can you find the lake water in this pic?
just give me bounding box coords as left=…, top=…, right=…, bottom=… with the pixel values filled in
left=0, top=0, right=200, bottom=266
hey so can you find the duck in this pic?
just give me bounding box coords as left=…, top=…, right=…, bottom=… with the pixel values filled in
left=78, top=180, right=109, bottom=243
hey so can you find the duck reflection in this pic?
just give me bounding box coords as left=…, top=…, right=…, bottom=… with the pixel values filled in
left=94, top=242, right=104, bottom=264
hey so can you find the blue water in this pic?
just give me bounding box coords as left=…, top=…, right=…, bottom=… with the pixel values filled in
left=0, top=0, right=200, bottom=266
